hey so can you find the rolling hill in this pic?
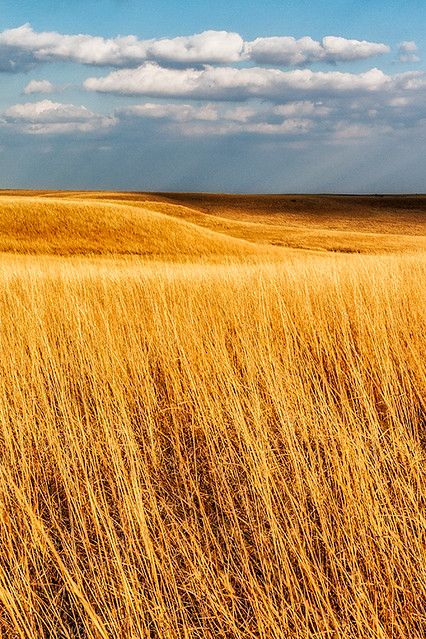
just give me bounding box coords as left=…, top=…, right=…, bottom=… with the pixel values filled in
left=1, top=191, right=424, bottom=256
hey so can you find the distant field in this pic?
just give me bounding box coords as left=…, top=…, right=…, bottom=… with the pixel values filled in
left=1, top=191, right=425, bottom=254
left=0, top=191, right=425, bottom=638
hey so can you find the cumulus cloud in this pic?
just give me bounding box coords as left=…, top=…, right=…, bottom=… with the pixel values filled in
left=394, top=70, right=426, bottom=90
left=0, top=24, right=244, bottom=71
left=114, top=99, right=369, bottom=139
left=23, top=79, right=55, bottom=95
left=0, top=23, right=148, bottom=70
left=84, top=63, right=393, bottom=100
left=1, top=26, right=424, bottom=145
left=3, top=98, right=319, bottom=138
left=245, top=35, right=389, bottom=66
left=398, top=41, right=420, bottom=63
left=2, top=99, right=116, bottom=134
left=321, top=36, right=390, bottom=62
left=113, top=68, right=426, bottom=140
left=119, top=102, right=219, bottom=122
left=142, top=31, right=244, bottom=65
left=0, top=24, right=390, bottom=72
left=2, top=87, right=425, bottom=143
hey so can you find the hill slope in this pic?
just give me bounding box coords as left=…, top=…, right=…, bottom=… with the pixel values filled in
left=0, top=196, right=272, bottom=259
left=0, top=191, right=425, bottom=255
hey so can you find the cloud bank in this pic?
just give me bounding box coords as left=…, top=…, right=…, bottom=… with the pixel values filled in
left=82, top=63, right=425, bottom=101
left=3, top=75, right=425, bottom=144
left=0, top=22, right=424, bottom=185
left=0, top=24, right=391, bottom=72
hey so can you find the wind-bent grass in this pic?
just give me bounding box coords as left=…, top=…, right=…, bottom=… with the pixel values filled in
left=0, top=252, right=425, bottom=638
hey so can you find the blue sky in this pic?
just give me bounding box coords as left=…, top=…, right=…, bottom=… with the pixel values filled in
left=2, top=0, right=425, bottom=43
left=0, top=0, right=425, bottom=192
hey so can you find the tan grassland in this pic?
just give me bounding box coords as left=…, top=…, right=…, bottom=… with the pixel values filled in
left=0, top=192, right=425, bottom=638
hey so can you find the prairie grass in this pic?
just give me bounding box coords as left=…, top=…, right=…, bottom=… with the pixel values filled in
left=2, top=193, right=425, bottom=255
left=0, top=250, right=425, bottom=638
left=0, top=197, right=272, bottom=259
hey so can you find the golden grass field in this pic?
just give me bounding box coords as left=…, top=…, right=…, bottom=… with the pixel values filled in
left=0, top=191, right=425, bottom=638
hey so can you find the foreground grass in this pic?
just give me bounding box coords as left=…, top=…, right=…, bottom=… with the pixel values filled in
left=0, top=253, right=425, bottom=638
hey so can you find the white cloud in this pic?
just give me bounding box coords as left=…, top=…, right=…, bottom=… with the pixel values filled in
left=115, top=99, right=319, bottom=137
left=3, top=99, right=116, bottom=134
left=2, top=89, right=425, bottom=143
left=273, top=100, right=332, bottom=117
left=245, top=35, right=389, bottom=66
left=321, top=36, right=390, bottom=62
left=23, top=79, right=55, bottom=95
left=398, top=41, right=420, bottom=63
left=0, top=24, right=243, bottom=70
left=111, top=74, right=426, bottom=141
left=0, top=23, right=148, bottom=69
left=84, top=63, right=392, bottom=99
left=394, top=70, right=426, bottom=90
left=0, top=24, right=390, bottom=72
left=6, top=100, right=96, bottom=121
left=118, top=100, right=337, bottom=132
left=119, top=102, right=219, bottom=122
left=142, top=31, right=244, bottom=65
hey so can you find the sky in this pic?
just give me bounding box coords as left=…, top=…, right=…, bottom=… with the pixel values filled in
left=0, top=0, right=425, bottom=192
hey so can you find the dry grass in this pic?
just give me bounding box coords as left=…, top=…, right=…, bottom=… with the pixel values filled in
left=0, top=196, right=273, bottom=260
left=0, top=193, right=425, bottom=638
left=2, top=192, right=425, bottom=254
